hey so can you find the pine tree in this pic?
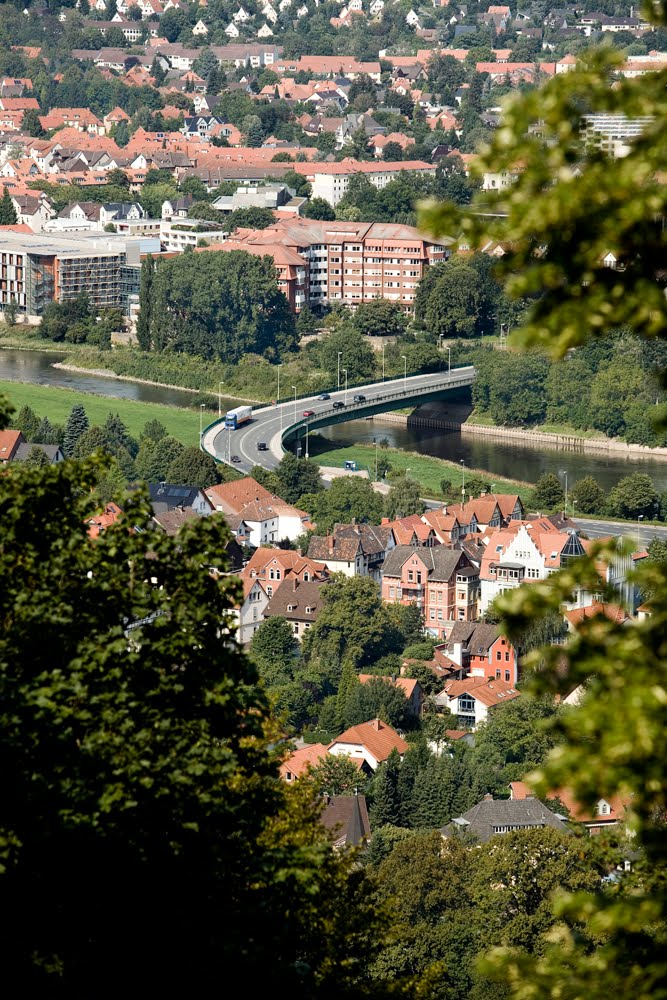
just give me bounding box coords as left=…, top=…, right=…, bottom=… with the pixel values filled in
left=34, top=416, right=59, bottom=445
left=136, top=255, right=154, bottom=350
left=63, top=404, right=89, bottom=458
left=15, top=405, right=40, bottom=442
left=0, top=188, right=17, bottom=225
left=335, top=660, right=359, bottom=731
left=369, top=749, right=401, bottom=828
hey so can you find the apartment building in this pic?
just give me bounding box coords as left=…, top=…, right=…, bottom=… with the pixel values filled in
left=581, top=114, right=654, bottom=157
left=293, top=158, right=437, bottom=207
left=227, top=217, right=451, bottom=312
left=381, top=545, right=480, bottom=636
left=0, top=231, right=159, bottom=318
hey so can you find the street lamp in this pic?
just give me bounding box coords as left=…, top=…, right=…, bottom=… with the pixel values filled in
left=342, top=368, right=348, bottom=404
left=373, top=436, right=378, bottom=481
left=337, top=351, right=342, bottom=389
left=292, top=385, right=297, bottom=424
left=559, top=470, right=568, bottom=514
left=305, top=421, right=309, bottom=460
left=460, top=458, right=465, bottom=499
left=277, top=363, right=282, bottom=405
left=218, top=381, right=224, bottom=417
left=228, top=423, right=231, bottom=463
left=382, top=343, right=385, bottom=382
left=447, top=346, right=451, bottom=375
left=199, top=402, right=205, bottom=443
left=401, top=354, right=407, bottom=390
left=637, top=513, right=644, bottom=551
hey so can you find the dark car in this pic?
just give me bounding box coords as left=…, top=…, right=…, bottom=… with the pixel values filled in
left=303, top=409, right=315, bottom=417
left=332, top=400, right=345, bottom=409
left=257, top=441, right=268, bottom=451
left=231, top=454, right=242, bottom=463
left=317, top=392, right=330, bottom=400
left=353, top=393, right=366, bottom=402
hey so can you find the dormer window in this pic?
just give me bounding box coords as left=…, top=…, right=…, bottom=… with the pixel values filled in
left=598, top=800, right=611, bottom=815
left=287, top=604, right=295, bottom=612
left=305, top=606, right=312, bottom=614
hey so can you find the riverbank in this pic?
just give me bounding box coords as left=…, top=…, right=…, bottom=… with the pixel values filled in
left=373, top=410, right=667, bottom=460
left=51, top=362, right=261, bottom=404
left=308, top=439, right=533, bottom=502
left=0, top=380, right=203, bottom=446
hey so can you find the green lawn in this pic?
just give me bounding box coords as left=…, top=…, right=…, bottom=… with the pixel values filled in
left=0, top=380, right=202, bottom=446
left=309, top=440, right=534, bottom=502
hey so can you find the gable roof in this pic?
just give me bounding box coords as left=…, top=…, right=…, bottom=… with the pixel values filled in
left=443, top=675, right=520, bottom=707
left=382, top=544, right=466, bottom=581
left=443, top=796, right=568, bottom=842
left=0, top=429, right=24, bottom=461
left=205, top=476, right=274, bottom=514
left=263, top=577, right=329, bottom=621
left=320, top=794, right=371, bottom=847
left=279, top=742, right=329, bottom=780
left=151, top=506, right=200, bottom=535
left=147, top=482, right=211, bottom=511
left=331, top=718, right=409, bottom=762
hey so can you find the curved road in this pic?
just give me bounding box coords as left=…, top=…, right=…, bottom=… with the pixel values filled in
left=202, top=366, right=475, bottom=474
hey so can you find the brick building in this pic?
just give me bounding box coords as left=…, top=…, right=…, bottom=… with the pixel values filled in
left=381, top=545, right=479, bottom=635
left=226, top=217, right=451, bottom=312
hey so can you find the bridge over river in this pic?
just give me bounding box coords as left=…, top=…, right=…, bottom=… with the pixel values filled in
left=201, top=366, right=475, bottom=474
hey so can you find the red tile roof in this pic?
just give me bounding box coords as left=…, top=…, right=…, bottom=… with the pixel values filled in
left=330, top=718, right=409, bottom=762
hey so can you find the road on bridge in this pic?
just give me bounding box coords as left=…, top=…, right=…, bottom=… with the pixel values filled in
left=201, top=366, right=475, bottom=474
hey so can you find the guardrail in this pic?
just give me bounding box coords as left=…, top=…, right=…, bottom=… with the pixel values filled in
left=272, top=363, right=474, bottom=407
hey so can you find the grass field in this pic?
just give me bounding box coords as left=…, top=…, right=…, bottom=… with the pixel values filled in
left=309, top=439, right=534, bottom=501
left=0, top=380, right=202, bottom=446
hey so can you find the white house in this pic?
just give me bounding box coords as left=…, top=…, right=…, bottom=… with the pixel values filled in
left=233, top=577, right=270, bottom=645
left=328, top=719, right=409, bottom=771
left=406, top=8, right=420, bottom=26
left=262, top=2, right=278, bottom=21
left=233, top=5, right=251, bottom=20
left=369, top=0, right=384, bottom=13
left=257, top=22, right=274, bottom=36
left=192, top=18, right=209, bottom=34
left=225, top=21, right=240, bottom=35
left=435, top=675, right=521, bottom=730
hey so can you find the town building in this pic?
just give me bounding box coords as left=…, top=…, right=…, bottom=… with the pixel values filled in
left=441, top=794, right=568, bottom=841
left=328, top=718, right=409, bottom=770
left=307, top=522, right=395, bottom=580
left=381, top=545, right=480, bottom=634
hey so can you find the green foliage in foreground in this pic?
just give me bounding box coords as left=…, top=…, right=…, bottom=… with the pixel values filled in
left=0, top=398, right=415, bottom=996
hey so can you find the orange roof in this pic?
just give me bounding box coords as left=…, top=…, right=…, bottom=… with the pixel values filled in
left=0, top=429, right=23, bottom=461
left=205, top=476, right=273, bottom=514
left=279, top=743, right=329, bottom=780
left=443, top=675, right=520, bottom=708
left=549, top=786, right=632, bottom=825
left=564, top=602, right=630, bottom=627
left=87, top=501, right=123, bottom=539
left=357, top=674, right=420, bottom=699
left=331, top=718, right=409, bottom=762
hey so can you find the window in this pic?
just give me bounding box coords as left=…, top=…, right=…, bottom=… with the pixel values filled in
left=505, top=652, right=510, bottom=661
left=287, top=604, right=294, bottom=612
left=408, top=570, right=414, bottom=582
left=292, top=623, right=299, bottom=634
left=305, top=606, right=312, bottom=614
left=598, top=801, right=610, bottom=815
left=505, top=670, right=510, bottom=682
left=430, top=609, right=435, bottom=620
left=496, top=669, right=501, bottom=679
left=389, top=586, right=395, bottom=599
left=496, top=651, right=502, bottom=660
left=459, top=694, right=475, bottom=713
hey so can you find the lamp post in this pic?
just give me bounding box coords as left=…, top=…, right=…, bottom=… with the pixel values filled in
left=218, top=381, right=224, bottom=417
left=337, top=351, right=342, bottom=389
left=460, top=458, right=465, bottom=499
left=382, top=344, right=385, bottom=382
left=199, top=403, right=205, bottom=443
left=305, top=421, right=309, bottom=460
left=277, top=363, right=282, bottom=404
left=343, top=368, right=348, bottom=405
left=373, top=437, right=378, bottom=481
left=637, top=513, right=644, bottom=551
left=292, top=385, right=297, bottom=424
left=401, top=354, right=407, bottom=390
left=228, top=423, right=231, bottom=463
left=447, top=346, right=451, bottom=375
left=560, top=470, right=568, bottom=514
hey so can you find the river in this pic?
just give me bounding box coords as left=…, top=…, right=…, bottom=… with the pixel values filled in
left=2, top=348, right=667, bottom=492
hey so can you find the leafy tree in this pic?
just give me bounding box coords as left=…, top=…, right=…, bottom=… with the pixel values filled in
left=384, top=478, right=424, bottom=520
left=15, top=404, right=39, bottom=442
left=134, top=436, right=184, bottom=483
left=4, top=299, right=18, bottom=328
left=529, top=473, right=565, bottom=512
left=301, top=477, right=384, bottom=534
left=250, top=616, right=298, bottom=686
left=302, top=576, right=404, bottom=670
left=415, top=257, right=482, bottom=339
left=140, top=419, right=168, bottom=443
left=0, top=187, right=17, bottom=225
left=274, top=452, right=324, bottom=505
left=304, top=196, right=336, bottom=220
left=571, top=475, right=606, bottom=515
left=0, top=441, right=416, bottom=994
left=73, top=425, right=113, bottom=460
left=136, top=255, right=155, bottom=351
left=383, top=141, right=404, bottom=162
left=306, top=754, right=366, bottom=795
left=606, top=472, right=659, bottom=520
left=62, top=403, right=89, bottom=458
left=224, top=207, right=276, bottom=232
left=352, top=299, right=407, bottom=339
left=23, top=445, right=49, bottom=469
left=317, top=326, right=376, bottom=384
left=166, top=446, right=219, bottom=489
left=147, top=251, right=297, bottom=363
left=344, top=677, right=412, bottom=731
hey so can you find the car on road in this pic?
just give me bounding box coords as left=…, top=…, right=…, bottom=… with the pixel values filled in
left=303, top=409, right=315, bottom=417
left=256, top=441, right=268, bottom=451
left=231, top=454, right=242, bottom=463
left=317, top=392, right=330, bottom=400
left=353, top=393, right=366, bottom=402
left=332, top=400, right=345, bottom=409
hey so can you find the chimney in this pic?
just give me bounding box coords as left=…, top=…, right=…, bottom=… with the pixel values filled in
left=483, top=793, right=493, bottom=801
left=371, top=719, right=381, bottom=730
